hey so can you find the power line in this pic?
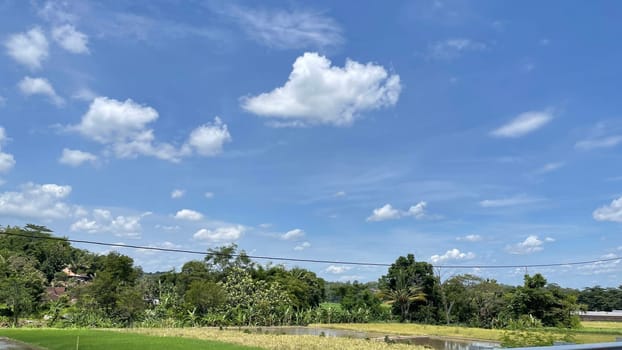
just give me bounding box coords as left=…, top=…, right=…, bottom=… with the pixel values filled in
left=2, top=231, right=621, bottom=269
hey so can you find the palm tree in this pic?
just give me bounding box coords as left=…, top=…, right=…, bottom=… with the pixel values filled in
left=378, top=272, right=426, bottom=322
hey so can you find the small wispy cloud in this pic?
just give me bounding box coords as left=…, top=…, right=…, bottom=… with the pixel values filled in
left=534, top=162, right=564, bottom=174
left=576, top=135, right=622, bottom=150
left=479, top=195, right=542, bottom=208
left=171, top=189, right=185, bottom=199
left=427, top=38, right=487, bottom=60
left=281, top=228, right=305, bottom=240
left=491, top=110, right=553, bottom=138
left=223, top=5, right=343, bottom=49
left=457, top=234, right=482, bottom=242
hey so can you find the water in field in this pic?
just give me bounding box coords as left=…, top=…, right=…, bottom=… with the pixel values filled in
left=0, top=338, right=36, bottom=350
left=246, top=327, right=500, bottom=350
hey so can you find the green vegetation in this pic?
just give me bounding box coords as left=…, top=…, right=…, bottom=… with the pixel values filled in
left=0, top=224, right=618, bottom=348
left=0, top=328, right=261, bottom=350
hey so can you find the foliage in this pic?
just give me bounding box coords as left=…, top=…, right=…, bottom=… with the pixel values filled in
left=504, top=274, right=581, bottom=328
left=378, top=254, right=439, bottom=322
left=578, top=286, right=622, bottom=311
left=500, top=329, right=575, bottom=347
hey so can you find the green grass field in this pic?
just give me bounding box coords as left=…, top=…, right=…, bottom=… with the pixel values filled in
left=0, top=329, right=262, bottom=350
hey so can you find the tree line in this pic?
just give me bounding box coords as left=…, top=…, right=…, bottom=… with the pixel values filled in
left=0, top=225, right=614, bottom=329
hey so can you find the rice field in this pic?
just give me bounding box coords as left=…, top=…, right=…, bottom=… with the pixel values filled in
left=315, top=321, right=622, bottom=344
left=125, top=328, right=425, bottom=350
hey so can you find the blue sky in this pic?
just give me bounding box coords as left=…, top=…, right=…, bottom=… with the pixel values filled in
left=1, top=0, right=621, bottom=288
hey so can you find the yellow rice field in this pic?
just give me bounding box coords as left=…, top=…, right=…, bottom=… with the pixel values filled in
left=124, top=328, right=426, bottom=350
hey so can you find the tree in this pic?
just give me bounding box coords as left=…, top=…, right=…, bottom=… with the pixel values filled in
left=378, top=271, right=426, bottom=322
left=379, top=254, right=440, bottom=322
left=0, top=255, right=45, bottom=326
left=205, top=244, right=253, bottom=278
left=184, top=280, right=226, bottom=315
left=506, top=274, right=580, bottom=328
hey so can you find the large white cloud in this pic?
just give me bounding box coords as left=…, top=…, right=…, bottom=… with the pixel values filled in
left=226, top=6, right=343, bottom=49
left=593, top=196, right=622, bottom=223
left=174, top=209, right=204, bottom=221
left=18, top=76, right=65, bottom=106
left=0, top=127, right=15, bottom=173
left=4, top=27, right=49, bottom=69
left=242, top=52, right=401, bottom=126
left=71, top=97, right=231, bottom=161
left=70, top=208, right=145, bottom=238
left=52, top=24, right=89, bottom=54
left=430, top=248, right=475, bottom=264
left=193, top=225, right=244, bottom=242
left=0, top=183, right=72, bottom=219
left=59, top=148, right=97, bottom=166
left=491, top=110, right=553, bottom=138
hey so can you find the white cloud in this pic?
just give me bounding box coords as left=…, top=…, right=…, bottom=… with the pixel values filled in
left=367, top=202, right=428, bottom=222
left=193, top=225, right=244, bottom=242
left=52, top=24, right=89, bottom=54
left=70, top=208, right=144, bottom=238
left=325, top=265, right=352, bottom=274
left=334, top=191, right=346, bottom=197
left=174, top=209, right=204, bottom=221
left=72, top=87, right=97, bottom=101
left=479, top=195, right=542, bottom=208
left=72, top=97, right=231, bottom=161
left=242, top=52, right=401, bottom=127
left=294, top=241, right=311, bottom=251
left=59, top=148, right=97, bottom=166
left=577, top=257, right=621, bottom=275
left=171, top=189, right=185, bottom=199
left=225, top=5, right=343, bottom=49
left=73, top=96, right=158, bottom=143
left=457, top=234, right=482, bottom=242
left=576, top=135, right=622, bottom=150
left=536, top=162, right=564, bottom=174
left=405, top=201, right=427, bottom=219
left=366, top=204, right=401, bottom=222
left=0, top=127, right=15, bottom=173
left=427, top=38, right=486, bottom=60
left=281, top=228, right=305, bottom=240
left=0, top=183, right=72, bottom=219
left=18, top=77, right=64, bottom=106
left=593, top=196, right=622, bottom=223
left=0, top=96, right=6, bottom=107
left=204, top=192, right=214, bottom=199
left=430, top=248, right=475, bottom=264
left=506, top=235, right=550, bottom=255
left=491, top=110, right=553, bottom=138
left=4, top=27, right=49, bottom=69
left=185, top=118, right=232, bottom=156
